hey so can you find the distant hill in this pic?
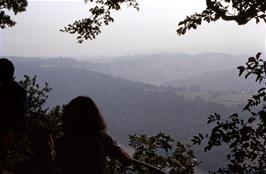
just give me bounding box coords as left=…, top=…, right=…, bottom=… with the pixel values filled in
left=83, top=53, right=248, bottom=86
left=163, top=69, right=260, bottom=91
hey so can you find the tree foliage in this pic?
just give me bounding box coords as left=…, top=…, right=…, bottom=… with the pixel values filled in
left=192, top=52, right=266, bottom=174
left=60, top=0, right=139, bottom=43
left=106, top=133, right=199, bottom=174
left=0, top=0, right=27, bottom=29
left=129, top=133, right=199, bottom=174
left=19, top=75, right=62, bottom=134
left=64, top=0, right=266, bottom=42
left=177, top=0, right=266, bottom=35
left=2, top=0, right=265, bottom=42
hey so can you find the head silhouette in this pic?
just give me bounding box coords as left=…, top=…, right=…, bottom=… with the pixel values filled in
left=62, top=96, right=106, bottom=136
left=0, top=58, right=14, bottom=83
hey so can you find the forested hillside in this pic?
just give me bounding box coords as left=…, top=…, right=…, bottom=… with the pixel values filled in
left=163, top=68, right=260, bottom=91
left=82, top=53, right=249, bottom=86
left=11, top=57, right=240, bottom=141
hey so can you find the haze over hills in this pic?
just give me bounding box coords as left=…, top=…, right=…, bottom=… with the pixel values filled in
left=11, top=56, right=240, bottom=139
left=82, top=52, right=252, bottom=87
left=8, top=53, right=253, bottom=141
left=8, top=53, right=255, bottom=137
left=163, top=68, right=260, bottom=91
left=10, top=52, right=257, bottom=92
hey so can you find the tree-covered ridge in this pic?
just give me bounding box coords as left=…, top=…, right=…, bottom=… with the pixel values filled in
left=13, top=57, right=239, bottom=144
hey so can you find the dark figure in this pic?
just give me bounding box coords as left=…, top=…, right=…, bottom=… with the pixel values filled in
left=0, top=58, right=28, bottom=168
left=14, top=125, right=56, bottom=174
left=55, top=96, right=133, bottom=174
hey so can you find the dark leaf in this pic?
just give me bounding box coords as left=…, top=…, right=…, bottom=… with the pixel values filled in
left=256, top=52, right=262, bottom=59
left=237, top=66, right=245, bottom=76
left=248, top=57, right=256, bottom=63
left=258, top=88, right=266, bottom=93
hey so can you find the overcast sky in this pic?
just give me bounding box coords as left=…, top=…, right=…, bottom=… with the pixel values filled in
left=0, top=0, right=265, bottom=59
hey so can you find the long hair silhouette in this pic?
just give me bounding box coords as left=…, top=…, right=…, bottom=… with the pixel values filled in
left=62, top=96, right=106, bottom=136
left=56, top=96, right=132, bottom=174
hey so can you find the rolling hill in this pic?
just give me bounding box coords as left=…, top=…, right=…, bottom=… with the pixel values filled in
left=83, top=53, right=249, bottom=86
left=163, top=68, right=260, bottom=91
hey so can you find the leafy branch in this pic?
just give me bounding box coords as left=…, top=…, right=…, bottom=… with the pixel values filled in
left=0, top=0, right=27, bottom=29
left=60, top=0, right=139, bottom=43
left=177, top=0, right=266, bottom=36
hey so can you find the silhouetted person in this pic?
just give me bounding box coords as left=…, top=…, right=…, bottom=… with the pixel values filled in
left=55, top=96, right=133, bottom=174
left=0, top=58, right=28, bottom=169
left=14, top=125, right=56, bottom=174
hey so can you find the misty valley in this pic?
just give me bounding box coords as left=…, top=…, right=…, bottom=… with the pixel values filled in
left=7, top=53, right=258, bottom=173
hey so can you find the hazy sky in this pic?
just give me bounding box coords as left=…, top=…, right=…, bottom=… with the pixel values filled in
left=0, top=0, right=265, bottom=58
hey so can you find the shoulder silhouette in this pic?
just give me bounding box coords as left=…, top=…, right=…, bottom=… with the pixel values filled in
left=0, top=58, right=28, bottom=134
left=0, top=58, right=28, bottom=170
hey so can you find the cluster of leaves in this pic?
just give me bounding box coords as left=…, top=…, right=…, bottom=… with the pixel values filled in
left=62, top=0, right=265, bottom=42
left=0, top=0, right=27, bottom=29
left=1, top=0, right=139, bottom=43
left=19, top=75, right=62, bottom=134
left=19, top=75, right=51, bottom=117
left=177, top=0, right=266, bottom=35
left=61, top=0, right=266, bottom=42
left=60, top=0, right=139, bottom=43
left=192, top=52, right=266, bottom=174
left=128, top=133, right=199, bottom=174
left=237, top=52, right=266, bottom=111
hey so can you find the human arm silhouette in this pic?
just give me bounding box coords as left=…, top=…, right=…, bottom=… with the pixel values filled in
left=102, top=132, right=133, bottom=166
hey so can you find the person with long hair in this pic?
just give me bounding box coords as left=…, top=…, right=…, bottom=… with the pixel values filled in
left=55, top=96, right=133, bottom=174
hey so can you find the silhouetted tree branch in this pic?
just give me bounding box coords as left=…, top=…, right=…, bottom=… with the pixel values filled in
left=0, top=0, right=27, bottom=29
left=60, top=0, right=139, bottom=43
left=2, top=0, right=265, bottom=42
left=177, top=0, right=266, bottom=35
